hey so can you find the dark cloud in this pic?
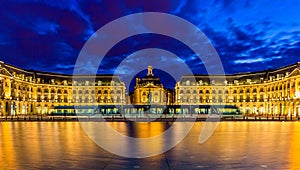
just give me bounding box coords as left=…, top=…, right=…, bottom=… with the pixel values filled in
left=0, top=0, right=300, bottom=88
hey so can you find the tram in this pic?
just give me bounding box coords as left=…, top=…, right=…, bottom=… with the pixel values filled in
left=52, top=104, right=242, bottom=117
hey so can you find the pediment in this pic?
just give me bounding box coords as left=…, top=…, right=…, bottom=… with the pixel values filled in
left=0, top=68, right=13, bottom=77
left=287, top=68, right=300, bottom=77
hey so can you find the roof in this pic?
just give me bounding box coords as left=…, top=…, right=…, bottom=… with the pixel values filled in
left=137, top=74, right=162, bottom=86
left=0, top=61, right=123, bottom=84
left=179, top=62, right=300, bottom=85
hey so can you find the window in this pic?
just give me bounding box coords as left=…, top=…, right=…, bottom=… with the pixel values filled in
left=212, top=96, right=216, bottom=102
left=64, top=96, right=68, bottom=102
left=199, top=96, right=203, bottom=102
left=218, top=95, right=222, bottom=102
left=253, top=95, right=257, bottom=101
left=260, top=94, right=264, bottom=101
left=246, top=94, right=250, bottom=102
left=37, top=95, right=41, bottom=102
left=240, top=95, right=243, bottom=101
left=233, top=95, right=237, bottom=102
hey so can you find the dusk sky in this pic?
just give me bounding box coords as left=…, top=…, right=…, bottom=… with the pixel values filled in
left=0, top=0, right=300, bottom=89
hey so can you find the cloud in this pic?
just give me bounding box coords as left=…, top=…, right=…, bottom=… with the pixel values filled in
left=0, top=0, right=300, bottom=88
left=233, top=56, right=282, bottom=64
left=32, top=19, right=59, bottom=35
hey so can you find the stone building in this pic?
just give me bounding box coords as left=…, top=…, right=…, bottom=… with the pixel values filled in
left=1, top=60, right=300, bottom=116
left=130, top=66, right=173, bottom=105
left=175, top=62, right=300, bottom=115
left=0, top=61, right=126, bottom=115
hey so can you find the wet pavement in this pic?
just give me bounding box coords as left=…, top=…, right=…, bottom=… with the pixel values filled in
left=1, top=121, right=300, bottom=169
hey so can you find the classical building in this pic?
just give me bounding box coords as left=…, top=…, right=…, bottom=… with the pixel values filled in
left=0, top=61, right=126, bottom=115
left=130, top=66, right=173, bottom=105
left=1, top=60, right=300, bottom=116
left=175, top=62, right=300, bottom=116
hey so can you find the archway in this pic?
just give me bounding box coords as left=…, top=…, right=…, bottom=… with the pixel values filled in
left=5, top=101, right=9, bottom=115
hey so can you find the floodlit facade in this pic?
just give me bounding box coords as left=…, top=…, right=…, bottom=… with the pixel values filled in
left=1, top=61, right=300, bottom=116
left=175, top=62, right=300, bottom=116
left=130, top=66, right=173, bottom=105
left=0, top=61, right=126, bottom=115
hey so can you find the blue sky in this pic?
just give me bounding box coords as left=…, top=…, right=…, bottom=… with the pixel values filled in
left=0, top=0, right=300, bottom=89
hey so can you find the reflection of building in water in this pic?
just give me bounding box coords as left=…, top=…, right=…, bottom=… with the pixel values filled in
left=130, top=65, right=173, bottom=105
left=1, top=61, right=300, bottom=116
left=0, top=61, right=126, bottom=115
left=175, top=62, right=300, bottom=115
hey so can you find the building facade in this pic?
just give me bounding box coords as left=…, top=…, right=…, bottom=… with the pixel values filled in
left=0, top=61, right=126, bottom=115
left=175, top=62, right=300, bottom=116
left=1, top=61, right=300, bottom=116
left=130, top=66, right=173, bottom=105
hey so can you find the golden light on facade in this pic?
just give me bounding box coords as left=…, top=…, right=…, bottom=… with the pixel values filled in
left=0, top=61, right=300, bottom=115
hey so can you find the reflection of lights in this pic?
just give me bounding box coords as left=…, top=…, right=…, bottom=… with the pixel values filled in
left=295, top=91, right=300, bottom=98
left=289, top=123, right=300, bottom=169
